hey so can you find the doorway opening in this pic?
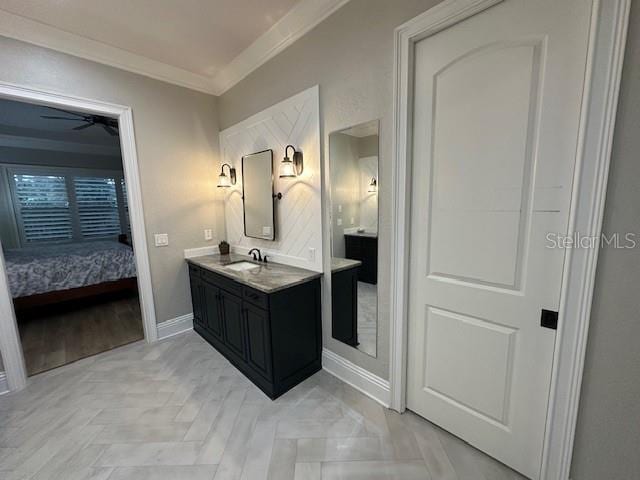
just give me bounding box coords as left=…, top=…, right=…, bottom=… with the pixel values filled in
left=0, top=98, right=143, bottom=376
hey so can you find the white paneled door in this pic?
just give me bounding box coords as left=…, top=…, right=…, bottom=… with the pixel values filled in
left=406, top=0, right=593, bottom=478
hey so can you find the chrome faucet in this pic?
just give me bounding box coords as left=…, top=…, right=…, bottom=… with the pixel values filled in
left=248, top=248, right=262, bottom=262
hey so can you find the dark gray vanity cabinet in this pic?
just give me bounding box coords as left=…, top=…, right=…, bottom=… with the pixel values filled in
left=345, top=234, right=378, bottom=284
left=188, top=263, right=321, bottom=399
left=331, top=265, right=359, bottom=347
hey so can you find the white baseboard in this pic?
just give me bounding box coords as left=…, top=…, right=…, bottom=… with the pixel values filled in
left=157, top=313, right=193, bottom=340
left=322, top=348, right=391, bottom=407
left=0, top=372, right=8, bottom=396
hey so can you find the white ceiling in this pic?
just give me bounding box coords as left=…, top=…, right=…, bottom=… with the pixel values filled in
left=0, top=0, right=348, bottom=95
left=0, top=0, right=298, bottom=78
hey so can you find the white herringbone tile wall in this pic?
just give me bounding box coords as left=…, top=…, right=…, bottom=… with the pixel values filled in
left=219, top=86, right=323, bottom=272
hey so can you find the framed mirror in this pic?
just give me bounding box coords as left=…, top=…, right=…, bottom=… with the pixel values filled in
left=329, top=120, right=379, bottom=357
left=242, top=149, right=275, bottom=240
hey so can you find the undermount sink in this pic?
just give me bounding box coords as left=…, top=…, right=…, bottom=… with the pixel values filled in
left=224, top=261, right=260, bottom=272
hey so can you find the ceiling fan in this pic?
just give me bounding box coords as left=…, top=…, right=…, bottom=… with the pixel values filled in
left=40, top=107, right=119, bottom=136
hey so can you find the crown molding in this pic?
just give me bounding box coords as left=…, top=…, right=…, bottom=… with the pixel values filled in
left=0, top=9, right=217, bottom=95
left=0, top=0, right=350, bottom=97
left=211, top=0, right=351, bottom=95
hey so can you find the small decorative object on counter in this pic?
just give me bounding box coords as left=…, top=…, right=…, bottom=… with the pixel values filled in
left=218, top=240, right=230, bottom=255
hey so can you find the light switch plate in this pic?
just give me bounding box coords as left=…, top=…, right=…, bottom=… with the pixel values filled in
left=337, top=218, right=342, bottom=226
left=204, top=229, right=213, bottom=241
left=154, top=233, right=169, bottom=247
left=308, top=247, right=316, bottom=262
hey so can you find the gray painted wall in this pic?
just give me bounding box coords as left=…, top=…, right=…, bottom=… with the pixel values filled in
left=0, top=35, right=223, bottom=327
left=570, top=2, right=640, bottom=478
left=218, top=0, right=443, bottom=380
left=330, top=132, right=362, bottom=258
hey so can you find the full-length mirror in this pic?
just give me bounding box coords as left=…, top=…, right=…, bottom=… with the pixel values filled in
left=242, top=149, right=275, bottom=240
left=329, top=120, right=379, bottom=357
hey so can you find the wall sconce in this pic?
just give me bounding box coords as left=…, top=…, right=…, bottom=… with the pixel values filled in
left=368, top=177, right=378, bottom=193
left=217, top=163, right=236, bottom=187
left=279, top=145, right=303, bottom=178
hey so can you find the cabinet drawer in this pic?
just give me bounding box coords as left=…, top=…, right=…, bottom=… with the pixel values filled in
left=243, top=287, right=268, bottom=309
left=188, top=264, right=201, bottom=278
left=201, top=269, right=243, bottom=296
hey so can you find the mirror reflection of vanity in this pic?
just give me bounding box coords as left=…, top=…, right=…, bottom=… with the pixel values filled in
left=329, top=120, right=379, bottom=357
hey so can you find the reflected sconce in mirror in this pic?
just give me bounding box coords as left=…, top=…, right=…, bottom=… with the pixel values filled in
left=279, top=145, right=304, bottom=178
left=217, top=163, right=237, bottom=188
left=368, top=177, right=378, bottom=193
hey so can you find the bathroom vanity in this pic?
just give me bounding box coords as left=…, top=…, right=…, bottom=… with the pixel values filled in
left=187, top=254, right=322, bottom=399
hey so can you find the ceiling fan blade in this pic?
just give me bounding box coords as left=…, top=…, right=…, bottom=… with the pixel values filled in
left=41, top=116, right=85, bottom=121
left=102, top=124, right=118, bottom=136
left=73, top=123, right=94, bottom=131
left=43, top=106, right=88, bottom=118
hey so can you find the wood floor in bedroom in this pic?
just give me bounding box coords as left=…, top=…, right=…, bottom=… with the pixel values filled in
left=16, top=293, right=144, bottom=376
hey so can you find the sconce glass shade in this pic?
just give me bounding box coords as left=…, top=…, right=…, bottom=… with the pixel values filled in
left=279, top=145, right=303, bottom=178
left=368, top=177, right=378, bottom=193
left=279, top=157, right=297, bottom=178
left=218, top=172, right=231, bottom=187
left=217, top=163, right=236, bottom=187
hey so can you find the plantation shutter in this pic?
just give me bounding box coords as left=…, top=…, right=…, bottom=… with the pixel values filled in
left=120, top=177, right=131, bottom=236
left=13, top=174, right=73, bottom=243
left=74, top=176, right=121, bottom=238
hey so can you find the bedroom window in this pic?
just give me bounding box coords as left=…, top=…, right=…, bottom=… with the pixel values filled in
left=74, top=177, right=121, bottom=238
left=12, top=174, right=74, bottom=243
left=8, top=166, right=130, bottom=245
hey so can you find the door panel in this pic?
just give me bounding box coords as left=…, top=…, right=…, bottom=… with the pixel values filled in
left=428, top=42, right=540, bottom=288
left=422, top=307, right=516, bottom=424
left=220, top=290, right=246, bottom=361
left=189, top=274, right=204, bottom=329
left=202, top=281, right=223, bottom=341
left=406, top=1, right=592, bottom=478
left=245, top=303, right=273, bottom=381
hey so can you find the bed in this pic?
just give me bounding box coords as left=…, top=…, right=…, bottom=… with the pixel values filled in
left=4, top=237, right=137, bottom=310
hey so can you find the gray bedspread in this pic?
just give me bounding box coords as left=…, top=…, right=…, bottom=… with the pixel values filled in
left=3, top=241, right=136, bottom=298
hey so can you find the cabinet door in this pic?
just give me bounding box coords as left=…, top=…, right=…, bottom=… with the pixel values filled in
left=202, top=281, right=223, bottom=341
left=244, top=302, right=273, bottom=381
left=220, top=290, right=246, bottom=361
left=360, top=237, right=378, bottom=284
left=331, top=268, right=358, bottom=346
left=189, top=273, right=205, bottom=328
left=345, top=235, right=361, bottom=260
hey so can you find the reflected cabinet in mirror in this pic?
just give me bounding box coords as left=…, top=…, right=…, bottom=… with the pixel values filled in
left=329, top=120, right=379, bottom=358
left=242, top=150, right=275, bottom=240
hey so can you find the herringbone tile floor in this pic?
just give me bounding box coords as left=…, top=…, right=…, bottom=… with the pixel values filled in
left=0, top=331, right=525, bottom=479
